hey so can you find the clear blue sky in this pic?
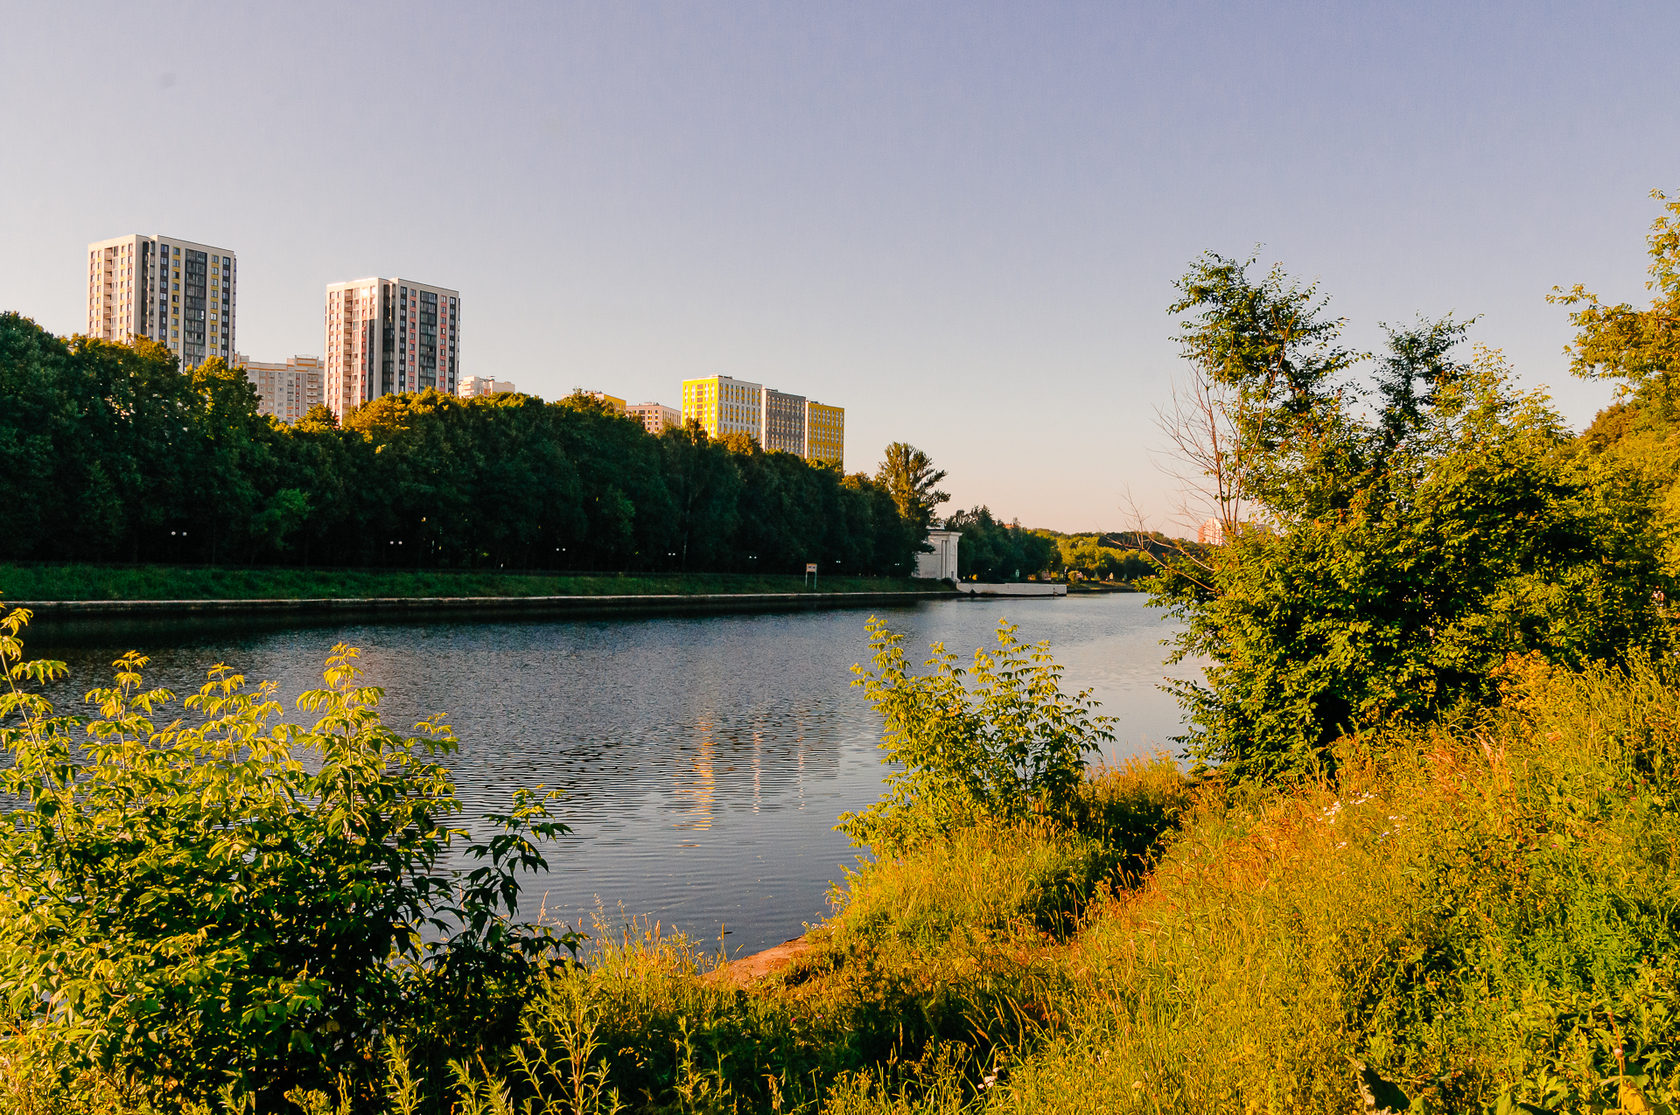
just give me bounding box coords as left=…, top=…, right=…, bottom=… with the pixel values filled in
left=4, top=1, right=1677, bottom=532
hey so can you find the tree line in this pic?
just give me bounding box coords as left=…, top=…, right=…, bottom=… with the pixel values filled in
left=0, top=314, right=924, bottom=575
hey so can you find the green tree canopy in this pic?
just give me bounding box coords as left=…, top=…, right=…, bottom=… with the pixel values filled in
left=0, top=312, right=926, bottom=578
left=876, top=442, right=950, bottom=537
left=1153, top=254, right=1669, bottom=782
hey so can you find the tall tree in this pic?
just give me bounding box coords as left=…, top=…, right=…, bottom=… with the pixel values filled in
left=1153, top=254, right=1669, bottom=782
left=875, top=442, right=949, bottom=536
left=1550, top=189, right=1680, bottom=401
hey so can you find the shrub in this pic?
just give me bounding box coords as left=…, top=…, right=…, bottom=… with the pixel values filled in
left=0, top=605, right=575, bottom=1109
left=838, top=618, right=1114, bottom=853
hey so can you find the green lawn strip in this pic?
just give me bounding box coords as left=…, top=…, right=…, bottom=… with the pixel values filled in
left=0, top=564, right=950, bottom=602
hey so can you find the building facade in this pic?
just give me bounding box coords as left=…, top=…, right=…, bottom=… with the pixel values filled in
left=585, top=391, right=627, bottom=413
left=86, top=234, right=236, bottom=369
left=628, top=402, right=680, bottom=435
left=761, top=388, right=807, bottom=454
left=323, top=278, right=460, bottom=419
left=681, top=375, right=844, bottom=466
left=915, top=529, right=961, bottom=581
left=458, top=375, right=516, bottom=398
left=804, top=400, right=844, bottom=467
left=682, top=375, right=763, bottom=443
left=234, top=353, right=323, bottom=424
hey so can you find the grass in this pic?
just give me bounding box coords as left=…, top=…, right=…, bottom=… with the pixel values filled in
left=1061, top=579, right=1142, bottom=594
left=0, top=564, right=949, bottom=602
left=473, top=658, right=1680, bottom=1113
left=14, top=657, right=1680, bottom=1112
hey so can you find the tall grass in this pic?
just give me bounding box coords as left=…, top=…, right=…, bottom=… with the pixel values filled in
left=990, top=655, right=1680, bottom=1113
left=13, top=662, right=1680, bottom=1112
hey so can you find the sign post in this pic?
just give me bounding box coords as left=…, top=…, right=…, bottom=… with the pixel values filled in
left=805, top=561, right=818, bottom=590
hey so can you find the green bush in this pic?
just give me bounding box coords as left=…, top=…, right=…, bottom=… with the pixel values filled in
left=838, top=618, right=1114, bottom=854
left=0, top=605, right=575, bottom=1110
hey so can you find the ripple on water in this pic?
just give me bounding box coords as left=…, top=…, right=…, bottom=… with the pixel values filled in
left=29, top=594, right=1197, bottom=956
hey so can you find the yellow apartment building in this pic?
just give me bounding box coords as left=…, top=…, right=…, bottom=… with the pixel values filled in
left=682, top=374, right=763, bottom=442
left=681, top=374, right=844, bottom=467
left=804, top=401, right=844, bottom=467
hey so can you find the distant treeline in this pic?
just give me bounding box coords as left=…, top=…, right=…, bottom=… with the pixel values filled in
left=1036, top=529, right=1197, bottom=581
left=0, top=314, right=922, bottom=574
left=939, top=513, right=1197, bottom=583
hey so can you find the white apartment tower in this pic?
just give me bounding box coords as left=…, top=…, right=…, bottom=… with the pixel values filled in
left=235, top=353, right=324, bottom=424
left=458, top=375, right=516, bottom=398
left=628, top=402, right=680, bottom=435
left=323, top=278, right=460, bottom=419
left=86, top=234, right=236, bottom=368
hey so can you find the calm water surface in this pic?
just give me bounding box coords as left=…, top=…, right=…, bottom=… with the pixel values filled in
left=32, top=594, right=1197, bottom=955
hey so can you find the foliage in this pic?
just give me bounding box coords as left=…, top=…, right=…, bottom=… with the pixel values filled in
left=0, top=606, right=575, bottom=1109
left=1151, top=253, right=1670, bottom=781
left=1554, top=189, right=1680, bottom=581
left=838, top=618, right=1115, bottom=853
left=0, top=314, right=921, bottom=578
left=15, top=625, right=1680, bottom=1113
left=941, top=507, right=1057, bottom=582
left=1550, top=188, right=1680, bottom=399
left=988, top=656, right=1680, bottom=1114
left=876, top=442, right=950, bottom=538
left=1033, top=531, right=1155, bottom=582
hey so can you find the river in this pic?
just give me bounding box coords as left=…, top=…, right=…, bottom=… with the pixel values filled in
left=27, top=593, right=1197, bottom=956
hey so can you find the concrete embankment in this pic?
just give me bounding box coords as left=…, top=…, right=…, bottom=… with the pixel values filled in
left=15, top=590, right=958, bottom=632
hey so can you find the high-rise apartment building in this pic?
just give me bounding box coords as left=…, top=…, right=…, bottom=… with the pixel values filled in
left=86, top=234, right=236, bottom=368
left=458, top=375, right=516, bottom=398
left=585, top=391, right=627, bottom=413
left=628, top=402, right=680, bottom=435
left=234, top=353, right=324, bottom=424
left=323, top=278, right=460, bottom=419
left=761, top=388, right=807, bottom=455
left=804, top=401, right=844, bottom=467
left=680, top=374, right=843, bottom=466
left=682, top=375, right=763, bottom=443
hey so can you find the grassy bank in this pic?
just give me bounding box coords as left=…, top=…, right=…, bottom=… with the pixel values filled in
left=1062, top=579, right=1142, bottom=594
left=0, top=564, right=947, bottom=602
left=438, top=659, right=1680, bottom=1113
left=12, top=649, right=1680, bottom=1112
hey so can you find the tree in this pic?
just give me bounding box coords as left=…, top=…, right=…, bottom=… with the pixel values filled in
left=875, top=442, right=949, bottom=537
left=0, top=611, right=575, bottom=1105
left=1552, top=189, right=1680, bottom=577
left=1550, top=189, right=1680, bottom=401
left=0, top=321, right=930, bottom=578
left=945, top=506, right=1055, bottom=581
left=838, top=618, right=1113, bottom=853
left=1152, top=254, right=1669, bottom=782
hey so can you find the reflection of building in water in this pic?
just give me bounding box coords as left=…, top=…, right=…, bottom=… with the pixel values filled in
left=672, top=715, right=720, bottom=830
left=666, top=701, right=841, bottom=828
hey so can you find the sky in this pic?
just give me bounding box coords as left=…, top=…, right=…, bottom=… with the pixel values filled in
left=4, top=1, right=1679, bottom=533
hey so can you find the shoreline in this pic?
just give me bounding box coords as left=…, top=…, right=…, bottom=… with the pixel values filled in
left=12, top=589, right=962, bottom=631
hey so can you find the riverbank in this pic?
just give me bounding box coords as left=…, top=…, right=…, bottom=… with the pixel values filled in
left=9, top=625, right=1678, bottom=1111
left=12, top=588, right=959, bottom=631
left=454, top=660, right=1680, bottom=1112
left=0, top=563, right=945, bottom=602
left=1064, top=578, right=1143, bottom=593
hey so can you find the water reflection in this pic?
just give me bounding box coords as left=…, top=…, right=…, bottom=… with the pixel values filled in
left=27, top=595, right=1196, bottom=955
